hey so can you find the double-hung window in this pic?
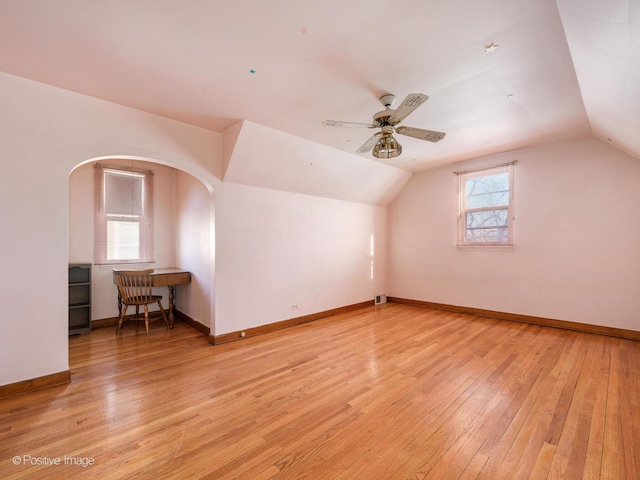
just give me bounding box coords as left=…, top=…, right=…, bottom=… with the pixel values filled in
left=457, top=163, right=515, bottom=246
left=94, top=165, right=154, bottom=264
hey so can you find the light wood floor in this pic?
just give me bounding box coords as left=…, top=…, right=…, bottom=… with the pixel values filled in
left=1, top=304, right=639, bottom=479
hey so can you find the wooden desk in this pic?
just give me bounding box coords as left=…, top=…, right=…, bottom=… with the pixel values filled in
left=113, top=268, right=191, bottom=328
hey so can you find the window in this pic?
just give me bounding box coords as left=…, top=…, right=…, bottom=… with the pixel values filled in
left=457, top=163, right=515, bottom=246
left=94, top=165, right=154, bottom=264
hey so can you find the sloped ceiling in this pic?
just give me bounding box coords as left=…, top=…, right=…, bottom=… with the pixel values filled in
left=223, top=120, right=411, bottom=205
left=0, top=0, right=638, bottom=198
left=556, top=0, right=640, bottom=158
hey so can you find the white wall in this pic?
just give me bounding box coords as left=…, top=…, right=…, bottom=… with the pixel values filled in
left=175, top=170, right=213, bottom=329
left=215, top=182, right=387, bottom=335
left=389, top=136, right=640, bottom=331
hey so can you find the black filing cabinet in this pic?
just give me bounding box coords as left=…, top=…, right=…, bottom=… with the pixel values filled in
left=69, top=263, right=91, bottom=335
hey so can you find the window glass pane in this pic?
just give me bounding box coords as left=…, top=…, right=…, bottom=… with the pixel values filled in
left=465, top=172, right=509, bottom=208
left=107, top=220, right=140, bottom=260
left=465, top=209, right=509, bottom=242
left=466, top=209, right=508, bottom=228
left=465, top=226, right=509, bottom=243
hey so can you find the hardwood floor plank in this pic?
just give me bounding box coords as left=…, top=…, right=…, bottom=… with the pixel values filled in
left=599, top=340, right=640, bottom=480
left=1, top=305, right=639, bottom=479
left=581, top=339, right=610, bottom=479
left=618, top=343, right=640, bottom=477
left=527, top=441, right=556, bottom=480
left=499, top=344, right=572, bottom=479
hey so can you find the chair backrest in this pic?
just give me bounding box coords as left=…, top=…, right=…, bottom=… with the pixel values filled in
left=114, top=269, right=155, bottom=303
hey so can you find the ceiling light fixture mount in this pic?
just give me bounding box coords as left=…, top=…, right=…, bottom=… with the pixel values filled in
left=484, top=42, right=500, bottom=53
left=379, top=94, right=396, bottom=108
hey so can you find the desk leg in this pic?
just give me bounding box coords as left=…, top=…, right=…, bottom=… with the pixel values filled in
left=167, top=285, right=176, bottom=328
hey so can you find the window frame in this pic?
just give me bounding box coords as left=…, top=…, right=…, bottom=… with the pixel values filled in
left=94, top=165, right=154, bottom=265
left=456, top=163, right=515, bottom=247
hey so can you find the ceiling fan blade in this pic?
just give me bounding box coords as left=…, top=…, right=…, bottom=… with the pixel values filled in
left=395, top=126, right=446, bottom=142
left=388, top=93, right=428, bottom=125
left=356, top=132, right=382, bottom=153
left=322, top=120, right=376, bottom=128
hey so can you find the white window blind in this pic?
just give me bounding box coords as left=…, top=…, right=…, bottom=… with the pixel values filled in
left=94, top=165, right=154, bottom=264
left=456, top=162, right=515, bottom=246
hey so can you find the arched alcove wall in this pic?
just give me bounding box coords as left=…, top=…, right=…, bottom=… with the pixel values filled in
left=69, top=157, right=215, bottom=333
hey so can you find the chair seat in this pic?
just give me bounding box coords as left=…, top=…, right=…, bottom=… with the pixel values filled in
left=123, top=295, right=164, bottom=306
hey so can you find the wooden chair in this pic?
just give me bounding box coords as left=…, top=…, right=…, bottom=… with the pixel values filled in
left=114, top=269, right=169, bottom=335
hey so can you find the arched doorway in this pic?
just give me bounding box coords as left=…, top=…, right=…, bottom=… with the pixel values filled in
left=68, top=156, right=215, bottom=342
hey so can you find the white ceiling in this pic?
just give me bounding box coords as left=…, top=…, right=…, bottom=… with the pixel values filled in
left=0, top=0, right=638, bottom=172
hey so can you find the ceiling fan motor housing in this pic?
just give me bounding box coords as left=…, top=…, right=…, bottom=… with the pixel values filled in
left=373, top=110, right=394, bottom=126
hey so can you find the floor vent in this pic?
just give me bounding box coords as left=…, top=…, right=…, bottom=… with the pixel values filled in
left=375, top=294, right=387, bottom=305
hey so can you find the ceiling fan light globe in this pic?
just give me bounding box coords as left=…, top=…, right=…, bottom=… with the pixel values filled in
left=372, top=135, right=402, bottom=158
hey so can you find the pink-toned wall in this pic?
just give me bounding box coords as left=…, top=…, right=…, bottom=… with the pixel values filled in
left=388, top=137, right=640, bottom=331
left=214, top=182, right=387, bottom=335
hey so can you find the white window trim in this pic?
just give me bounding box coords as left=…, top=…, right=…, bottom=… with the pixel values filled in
left=456, top=162, right=515, bottom=247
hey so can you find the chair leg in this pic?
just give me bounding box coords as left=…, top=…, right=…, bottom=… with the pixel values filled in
left=116, top=305, right=128, bottom=333
left=144, top=305, right=150, bottom=335
left=134, top=305, right=141, bottom=333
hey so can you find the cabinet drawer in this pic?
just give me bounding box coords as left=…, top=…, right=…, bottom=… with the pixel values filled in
left=69, top=265, right=90, bottom=284
left=69, top=306, right=90, bottom=328
left=69, top=284, right=90, bottom=306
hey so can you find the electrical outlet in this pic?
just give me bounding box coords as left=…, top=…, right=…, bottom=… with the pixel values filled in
left=291, top=304, right=299, bottom=310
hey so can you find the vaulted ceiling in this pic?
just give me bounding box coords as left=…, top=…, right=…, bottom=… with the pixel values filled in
left=0, top=0, right=638, bottom=173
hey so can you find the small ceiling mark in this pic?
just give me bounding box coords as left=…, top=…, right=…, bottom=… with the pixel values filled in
left=249, top=69, right=256, bottom=74
left=507, top=93, right=514, bottom=99
left=484, top=42, right=500, bottom=53
left=300, top=27, right=308, bottom=35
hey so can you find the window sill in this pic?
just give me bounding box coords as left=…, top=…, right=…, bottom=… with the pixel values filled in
left=97, top=262, right=155, bottom=271
left=456, top=244, right=514, bottom=252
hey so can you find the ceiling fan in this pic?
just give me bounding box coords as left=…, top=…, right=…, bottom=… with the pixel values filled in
left=322, top=93, right=445, bottom=159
